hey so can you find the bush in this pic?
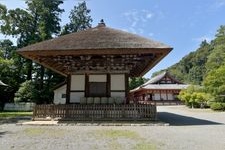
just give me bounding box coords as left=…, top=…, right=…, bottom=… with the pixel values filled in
left=210, top=102, right=225, bottom=111
left=14, top=80, right=35, bottom=103
left=178, top=87, right=213, bottom=108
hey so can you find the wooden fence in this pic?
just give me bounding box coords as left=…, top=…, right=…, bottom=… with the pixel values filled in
left=138, top=100, right=183, bottom=106
left=33, top=104, right=157, bottom=121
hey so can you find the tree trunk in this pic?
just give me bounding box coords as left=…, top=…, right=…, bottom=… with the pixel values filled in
left=27, top=60, right=33, bottom=80
left=40, top=65, right=45, bottom=89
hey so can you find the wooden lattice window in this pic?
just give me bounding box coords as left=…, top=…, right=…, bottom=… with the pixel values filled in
left=89, top=82, right=107, bottom=97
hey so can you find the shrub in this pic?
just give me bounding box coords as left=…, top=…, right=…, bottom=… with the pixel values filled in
left=14, top=80, right=35, bottom=103
left=178, top=87, right=213, bottom=108
left=210, top=102, right=225, bottom=111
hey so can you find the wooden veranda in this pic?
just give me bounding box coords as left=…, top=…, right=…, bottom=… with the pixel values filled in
left=33, top=104, right=157, bottom=121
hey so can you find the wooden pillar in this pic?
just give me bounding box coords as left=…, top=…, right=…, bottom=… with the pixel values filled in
left=159, top=90, right=162, bottom=100
left=66, top=75, right=71, bottom=104
left=85, top=74, right=89, bottom=97
left=125, top=73, right=129, bottom=103
left=166, top=90, right=168, bottom=100
left=107, top=73, right=111, bottom=97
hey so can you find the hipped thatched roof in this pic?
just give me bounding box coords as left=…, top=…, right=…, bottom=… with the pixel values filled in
left=17, top=21, right=172, bottom=76
left=18, top=23, right=171, bottom=54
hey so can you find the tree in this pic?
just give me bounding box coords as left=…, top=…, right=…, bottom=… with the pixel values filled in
left=129, top=77, right=148, bottom=90
left=160, top=40, right=212, bottom=85
left=204, top=65, right=225, bottom=102
left=61, top=1, right=92, bottom=35
left=0, top=40, right=22, bottom=105
left=14, top=80, right=35, bottom=102
left=0, top=1, right=65, bottom=103
left=178, top=85, right=213, bottom=108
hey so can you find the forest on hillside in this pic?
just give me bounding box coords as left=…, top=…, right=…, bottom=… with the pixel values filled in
left=154, top=26, right=225, bottom=85
left=154, top=25, right=225, bottom=110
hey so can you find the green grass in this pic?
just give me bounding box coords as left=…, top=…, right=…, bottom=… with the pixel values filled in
left=133, top=142, right=156, bottom=150
left=97, top=129, right=139, bottom=139
left=24, top=128, right=45, bottom=136
left=91, top=129, right=156, bottom=150
left=23, top=127, right=67, bottom=137
left=0, top=111, right=32, bottom=118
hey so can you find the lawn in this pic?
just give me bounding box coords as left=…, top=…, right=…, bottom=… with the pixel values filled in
left=0, top=111, right=32, bottom=118
left=90, top=129, right=156, bottom=150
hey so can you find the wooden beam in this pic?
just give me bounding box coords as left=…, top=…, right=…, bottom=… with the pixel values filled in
left=85, top=74, right=89, bottom=97
left=125, top=73, right=129, bottom=103
left=166, top=90, right=168, bottom=100
left=66, top=75, right=71, bottom=104
left=107, top=74, right=111, bottom=97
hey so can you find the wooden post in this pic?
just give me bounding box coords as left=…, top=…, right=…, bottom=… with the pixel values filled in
left=125, top=73, right=129, bottom=104
left=85, top=74, right=89, bottom=97
left=107, top=73, right=111, bottom=97
left=166, top=90, right=168, bottom=100
left=66, top=75, right=71, bottom=104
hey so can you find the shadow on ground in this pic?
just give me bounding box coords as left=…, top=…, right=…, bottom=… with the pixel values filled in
left=0, top=117, right=31, bottom=125
left=158, top=112, right=223, bottom=126
left=0, top=131, right=8, bottom=138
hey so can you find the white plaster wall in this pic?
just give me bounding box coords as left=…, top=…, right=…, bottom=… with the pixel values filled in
left=167, top=93, right=174, bottom=100
left=111, top=74, right=125, bottom=90
left=154, top=93, right=160, bottom=100
left=111, top=92, right=125, bottom=98
left=71, top=75, right=85, bottom=90
left=89, top=75, right=106, bottom=82
left=54, top=85, right=66, bottom=104
left=4, top=103, right=35, bottom=111
left=161, top=93, right=167, bottom=100
left=70, top=92, right=84, bottom=103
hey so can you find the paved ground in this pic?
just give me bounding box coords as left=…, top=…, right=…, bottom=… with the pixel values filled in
left=0, top=106, right=225, bottom=150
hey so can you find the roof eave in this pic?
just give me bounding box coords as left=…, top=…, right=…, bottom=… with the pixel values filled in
left=138, top=47, right=173, bottom=77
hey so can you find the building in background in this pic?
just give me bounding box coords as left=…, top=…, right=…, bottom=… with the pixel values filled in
left=130, top=71, right=188, bottom=104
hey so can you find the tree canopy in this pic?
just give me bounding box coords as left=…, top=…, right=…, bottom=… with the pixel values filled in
left=0, top=1, right=93, bottom=105
left=61, top=1, right=92, bottom=35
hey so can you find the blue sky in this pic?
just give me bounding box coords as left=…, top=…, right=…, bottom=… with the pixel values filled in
left=0, top=0, right=225, bottom=78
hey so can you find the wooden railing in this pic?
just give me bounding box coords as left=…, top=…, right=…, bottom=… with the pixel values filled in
left=33, top=104, right=157, bottom=121
left=137, top=100, right=183, bottom=106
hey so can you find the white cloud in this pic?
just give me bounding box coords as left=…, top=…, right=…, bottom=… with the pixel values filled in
left=122, top=9, right=154, bottom=34
left=148, top=32, right=154, bottom=37
left=131, top=21, right=137, bottom=27
left=214, top=0, right=225, bottom=8
left=210, top=0, right=225, bottom=10
left=146, top=13, right=153, bottom=19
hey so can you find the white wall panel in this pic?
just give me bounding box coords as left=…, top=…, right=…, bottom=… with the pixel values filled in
left=154, top=93, right=160, bottom=100
left=111, top=92, right=125, bottom=98
left=161, top=93, right=167, bottom=100
left=53, top=85, right=66, bottom=104
left=111, top=74, right=125, bottom=90
left=167, top=93, right=174, bottom=100
left=71, top=75, right=85, bottom=90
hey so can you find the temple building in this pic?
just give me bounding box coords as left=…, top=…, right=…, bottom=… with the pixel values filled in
left=130, top=71, right=189, bottom=103
left=17, top=20, right=172, bottom=120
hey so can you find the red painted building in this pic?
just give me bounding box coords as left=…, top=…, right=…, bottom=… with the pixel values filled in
left=130, top=71, right=188, bottom=103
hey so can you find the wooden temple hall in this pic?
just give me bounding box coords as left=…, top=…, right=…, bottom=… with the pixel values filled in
left=18, top=20, right=172, bottom=121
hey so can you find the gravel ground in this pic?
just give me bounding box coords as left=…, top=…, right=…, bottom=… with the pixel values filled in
left=0, top=106, right=225, bottom=150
